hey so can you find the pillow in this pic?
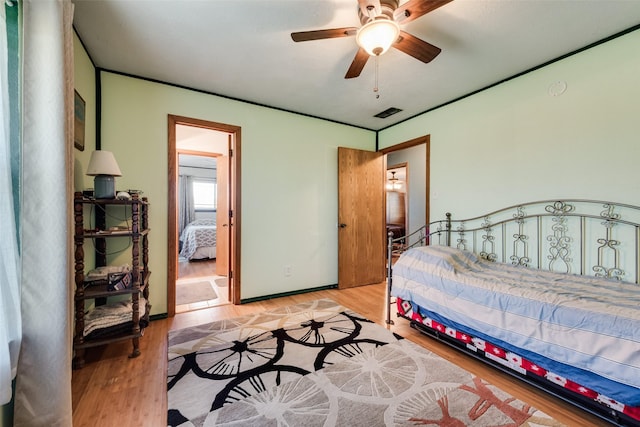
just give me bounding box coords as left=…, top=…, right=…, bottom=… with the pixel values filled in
left=405, top=245, right=478, bottom=272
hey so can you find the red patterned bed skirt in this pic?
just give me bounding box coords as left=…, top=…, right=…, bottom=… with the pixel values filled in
left=396, top=297, right=640, bottom=424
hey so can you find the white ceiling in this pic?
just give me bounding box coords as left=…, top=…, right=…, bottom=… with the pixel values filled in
left=72, top=0, right=640, bottom=131
left=179, top=154, right=217, bottom=170
left=176, top=124, right=228, bottom=154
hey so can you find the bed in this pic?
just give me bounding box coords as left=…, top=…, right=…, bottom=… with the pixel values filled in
left=179, top=218, right=216, bottom=260
left=386, top=199, right=640, bottom=426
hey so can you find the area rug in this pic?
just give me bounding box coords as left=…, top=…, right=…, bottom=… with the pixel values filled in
left=176, top=281, right=217, bottom=305
left=214, top=277, right=227, bottom=287
left=167, top=299, right=563, bottom=426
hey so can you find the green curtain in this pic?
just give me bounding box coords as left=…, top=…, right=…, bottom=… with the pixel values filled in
left=7, top=0, right=20, bottom=230
left=1, top=2, right=20, bottom=426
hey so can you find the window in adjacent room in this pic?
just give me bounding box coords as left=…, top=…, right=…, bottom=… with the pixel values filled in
left=193, top=180, right=216, bottom=211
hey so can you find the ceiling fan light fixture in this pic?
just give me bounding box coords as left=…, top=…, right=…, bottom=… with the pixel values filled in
left=356, top=17, right=400, bottom=56
left=386, top=171, right=402, bottom=191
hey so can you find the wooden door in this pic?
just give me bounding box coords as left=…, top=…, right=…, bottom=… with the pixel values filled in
left=216, top=155, right=229, bottom=276
left=338, top=147, right=386, bottom=289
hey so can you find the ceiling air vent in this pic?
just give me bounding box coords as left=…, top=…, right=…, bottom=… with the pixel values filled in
left=374, top=107, right=402, bottom=119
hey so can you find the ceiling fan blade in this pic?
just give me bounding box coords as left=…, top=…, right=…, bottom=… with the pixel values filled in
left=345, top=48, right=370, bottom=79
left=358, top=0, right=382, bottom=19
left=393, top=31, right=441, bottom=63
left=291, top=27, right=357, bottom=42
left=394, top=0, right=453, bottom=25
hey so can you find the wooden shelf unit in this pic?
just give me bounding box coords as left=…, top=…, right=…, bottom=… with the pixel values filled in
left=72, top=191, right=150, bottom=368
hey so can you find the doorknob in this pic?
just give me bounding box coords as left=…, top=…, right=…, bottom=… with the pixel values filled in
left=339, top=223, right=347, bottom=228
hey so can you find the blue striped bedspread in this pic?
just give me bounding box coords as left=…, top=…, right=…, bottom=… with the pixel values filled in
left=391, top=245, right=640, bottom=404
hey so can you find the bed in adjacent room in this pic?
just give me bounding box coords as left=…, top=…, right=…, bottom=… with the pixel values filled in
left=179, top=218, right=216, bottom=260
left=387, top=199, right=640, bottom=426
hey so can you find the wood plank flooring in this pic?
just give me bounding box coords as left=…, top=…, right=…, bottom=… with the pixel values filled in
left=71, top=282, right=607, bottom=426
left=178, top=257, right=217, bottom=280
left=176, top=258, right=229, bottom=313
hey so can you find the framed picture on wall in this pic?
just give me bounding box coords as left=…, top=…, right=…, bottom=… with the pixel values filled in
left=74, top=90, right=85, bottom=151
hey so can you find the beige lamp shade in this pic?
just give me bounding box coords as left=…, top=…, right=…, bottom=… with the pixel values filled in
left=86, top=150, right=122, bottom=177
left=86, top=150, right=122, bottom=199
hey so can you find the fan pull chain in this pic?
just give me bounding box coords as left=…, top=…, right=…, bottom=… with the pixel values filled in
left=374, top=55, right=380, bottom=99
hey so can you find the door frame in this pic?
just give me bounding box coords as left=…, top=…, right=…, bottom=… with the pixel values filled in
left=167, top=114, right=242, bottom=316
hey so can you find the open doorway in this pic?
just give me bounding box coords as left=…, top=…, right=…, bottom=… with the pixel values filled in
left=336, top=136, right=429, bottom=289
left=168, top=115, right=241, bottom=317
left=381, top=135, right=430, bottom=247
left=175, top=152, right=228, bottom=313
left=385, top=163, right=408, bottom=252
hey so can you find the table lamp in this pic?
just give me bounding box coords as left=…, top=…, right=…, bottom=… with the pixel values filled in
left=86, top=150, right=122, bottom=199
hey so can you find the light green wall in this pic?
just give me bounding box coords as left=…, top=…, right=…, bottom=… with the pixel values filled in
left=99, top=72, right=375, bottom=312
left=73, top=33, right=95, bottom=191
left=379, top=29, right=640, bottom=223
left=79, top=28, right=640, bottom=313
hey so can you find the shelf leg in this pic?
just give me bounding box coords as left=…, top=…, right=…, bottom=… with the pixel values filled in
left=73, top=350, right=86, bottom=370
left=129, top=337, right=141, bottom=359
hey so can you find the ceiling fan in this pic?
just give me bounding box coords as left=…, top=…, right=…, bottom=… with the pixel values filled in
left=291, top=0, right=452, bottom=79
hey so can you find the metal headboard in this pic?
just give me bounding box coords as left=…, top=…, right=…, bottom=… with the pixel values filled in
left=385, top=199, right=640, bottom=324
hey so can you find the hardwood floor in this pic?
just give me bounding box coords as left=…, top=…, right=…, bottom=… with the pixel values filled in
left=177, top=257, right=217, bottom=280
left=71, top=282, right=608, bottom=426
left=176, top=258, right=229, bottom=313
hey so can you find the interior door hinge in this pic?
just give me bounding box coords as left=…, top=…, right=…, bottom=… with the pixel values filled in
left=229, top=210, right=233, bottom=218
left=229, top=149, right=233, bottom=157
left=229, top=270, right=233, bottom=279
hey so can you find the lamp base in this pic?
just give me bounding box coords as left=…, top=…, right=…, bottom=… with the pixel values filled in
left=94, top=175, right=116, bottom=199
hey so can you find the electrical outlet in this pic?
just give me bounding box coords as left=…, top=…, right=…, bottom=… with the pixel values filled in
left=284, top=265, right=292, bottom=277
